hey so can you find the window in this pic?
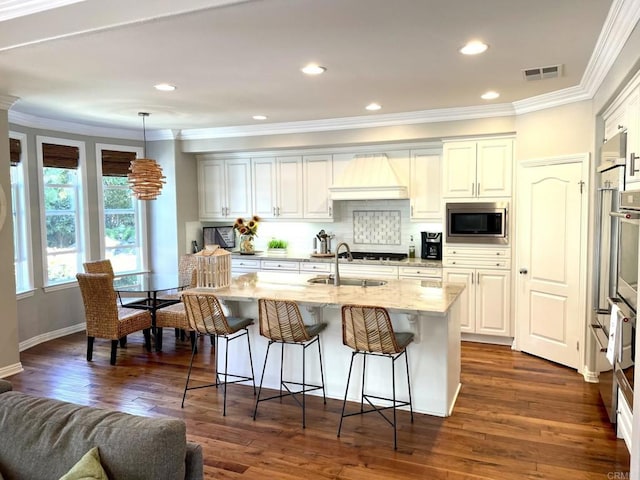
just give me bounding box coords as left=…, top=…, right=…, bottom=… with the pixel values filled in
left=9, top=132, right=33, bottom=294
left=96, top=144, right=147, bottom=274
left=37, top=136, right=89, bottom=287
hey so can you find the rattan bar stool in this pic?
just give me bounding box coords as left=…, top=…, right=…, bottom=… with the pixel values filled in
left=253, top=298, right=327, bottom=428
left=181, top=293, right=255, bottom=416
left=337, top=304, right=414, bottom=450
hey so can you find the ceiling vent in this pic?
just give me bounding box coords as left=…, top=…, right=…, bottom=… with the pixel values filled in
left=522, top=64, right=563, bottom=81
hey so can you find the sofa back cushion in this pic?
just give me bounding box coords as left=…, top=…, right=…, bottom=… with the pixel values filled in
left=0, top=392, right=187, bottom=480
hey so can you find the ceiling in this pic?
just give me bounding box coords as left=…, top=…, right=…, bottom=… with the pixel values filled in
left=0, top=0, right=626, bottom=136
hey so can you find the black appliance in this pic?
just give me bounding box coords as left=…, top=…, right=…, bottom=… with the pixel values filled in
left=337, top=251, right=408, bottom=261
left=203, top=226, right=235, bottom=250
left=421, top=232, right=442, bottom=260
left=446, top=202, right=508, bottom=245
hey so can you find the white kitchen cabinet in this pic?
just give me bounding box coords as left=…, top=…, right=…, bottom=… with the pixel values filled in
left=443, top=267, right=511, bottom=336
left=252, top=156, right=303, bottom=219
left=231, top=257, right=260, bottom=273
left=442, top=138, right=513, bottom=199
left=398, top=266, right=441, bottom=280
left=303, top=154, right=334, bottom=219
left=410, top=150, right=441, bottom=220
left=260, top=260, right=300, bottom=272
left=625, top=87, right=640, bottom=186
left=198, top=158, right=252, bottom=221
left=300, top=262, right=332, bottom=274
left=338, top=264, right=399, bottom=279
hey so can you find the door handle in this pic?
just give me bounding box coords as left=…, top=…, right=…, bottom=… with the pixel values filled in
left=519, top=268, right=528, bottom=274
left=471, top=183, right=475, bottom=196
left=273, top=207, right=276, bottom=216
left=477, top=182, right=480, bottom=196
left=631, top=152, right=639, bottom=175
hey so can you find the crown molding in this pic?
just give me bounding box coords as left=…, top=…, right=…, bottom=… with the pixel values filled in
left=178, top=103, right=516, bottom=140
left=0, top=94, right=19, bottom=110
left=0, top=0, right=85, bottom=22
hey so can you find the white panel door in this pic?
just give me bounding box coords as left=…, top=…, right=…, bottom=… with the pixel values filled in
left=303, top=154, right=333, bottom=219
left=442, top=141, right=476, bottom=198
left=625, top=87, right=640, bottom=186
left=252, top=157, right=277, bottom=218
left=476, top=269, right=511, bottom=336
left=477, top=139, right=513, bottom=197
left=410, top=151, right=442, bottom=219
left=517, top=160, right=584, bottom=369
left=225, top=159, right=252, bottom=219
left=443, top=268, right=474, bottom=333
left=198, top=160, right=225, bottom=220
left=276, top=156, right=303, bottom=218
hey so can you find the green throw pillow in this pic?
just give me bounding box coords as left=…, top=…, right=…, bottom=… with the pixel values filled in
left=59, top=447, right=109, bottom=480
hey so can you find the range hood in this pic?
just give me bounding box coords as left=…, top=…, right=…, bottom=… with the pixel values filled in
left=329, top=154, right=408, bottom=200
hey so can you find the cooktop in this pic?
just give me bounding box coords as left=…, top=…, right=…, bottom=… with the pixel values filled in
left=338, top=251, right=408, bottom=261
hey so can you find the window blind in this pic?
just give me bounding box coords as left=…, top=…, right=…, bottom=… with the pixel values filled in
left=101, top=150, right=135, bottom=177
left=10, top=138, right=21, bottom=165
left=42, top=143, right=79, bottom=169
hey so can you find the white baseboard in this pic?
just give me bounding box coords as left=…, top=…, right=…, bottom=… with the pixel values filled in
left=461, top=333, right=514, bottom=346
left=0, top=362, right=23, bottom=378
left=582, top=367, right=599, bottom=383
left=19, top=323, right=86, bottom=352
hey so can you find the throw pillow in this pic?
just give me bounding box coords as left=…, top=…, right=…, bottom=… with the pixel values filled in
left=59, top=447, right=109, bottom=480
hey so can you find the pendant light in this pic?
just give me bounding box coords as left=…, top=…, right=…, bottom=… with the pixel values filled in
left=128, top=112, right=165, bottom=200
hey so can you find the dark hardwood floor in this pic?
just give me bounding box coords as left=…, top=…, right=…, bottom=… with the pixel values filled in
left=6, top=332, right=630, bottom=479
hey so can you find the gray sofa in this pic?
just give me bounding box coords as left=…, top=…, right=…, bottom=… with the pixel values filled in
left=0, top=379, right=203, bottom=480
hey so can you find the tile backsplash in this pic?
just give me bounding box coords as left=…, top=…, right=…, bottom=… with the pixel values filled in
left=353, top=210, right=401, bottom=245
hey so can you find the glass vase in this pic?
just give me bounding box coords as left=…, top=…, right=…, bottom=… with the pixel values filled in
left=239, top=234, right=255, bottom=254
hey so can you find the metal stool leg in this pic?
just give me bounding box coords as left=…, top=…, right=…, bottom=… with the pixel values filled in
left=253, top=341, right=273, bottom=420
left=302, top=341, right=307, bottom=428
left=392, top=354, right=397, bottom=450
left=246, top=328, right=256, bottom=395
left=222, top=335, right=229, bottom=416
left=360, top=352, right=367, bottom=413
left=317, top=336, right=326, bottom=404
left=279, top=342, right=285, bottom=398
left=182, top=334, right=200, bottom=407
left=337, top=351, right=357, bottom=438
left=404, top=349, right=413, bottom=422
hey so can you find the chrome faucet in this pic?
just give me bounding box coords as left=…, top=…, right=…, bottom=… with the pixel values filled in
left=334, top=242, right=353, bottom=286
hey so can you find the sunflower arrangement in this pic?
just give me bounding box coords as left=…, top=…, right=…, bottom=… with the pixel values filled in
left=234, top=215, right=260, bottom=237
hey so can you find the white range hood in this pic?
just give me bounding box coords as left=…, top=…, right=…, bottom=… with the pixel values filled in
left=329, top=153, right=408, bottom=200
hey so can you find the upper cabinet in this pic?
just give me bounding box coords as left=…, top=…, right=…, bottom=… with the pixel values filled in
left=410, top=150, right=441, bottom=220
left=303, top=154, right=334, bottom=219
left=252, top=156, right=303, bottom=219
left=198, top=158, right=252, bottom=221
left=442, top=138, right=513, bottom=199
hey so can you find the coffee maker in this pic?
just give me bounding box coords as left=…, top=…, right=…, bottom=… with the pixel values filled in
left=421, top=232, right=442, bottom=260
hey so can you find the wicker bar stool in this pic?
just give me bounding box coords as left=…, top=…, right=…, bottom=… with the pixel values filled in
left=253, top=298, right=327, bottom=428
left=181, top=293, right=255, bottom=416
left=337, top=304, right=414, bottom=450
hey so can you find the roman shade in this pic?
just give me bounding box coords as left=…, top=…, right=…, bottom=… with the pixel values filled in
left=9, top=138, right=21, bottom=165
left=101, top=150, right=135, bottom=177
left=43, top=143, right=79, bottom=169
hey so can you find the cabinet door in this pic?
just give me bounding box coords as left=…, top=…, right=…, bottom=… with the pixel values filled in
left=225, top=159, right=252, bottom=219
left=252, top=157, right=277, bottom=218
left=410, top=151, right=442, bottom=220
left=477, top=139, right=513, bottom=197
left=198, top=159, right=226, bottom=220
left=303, top=154, right=334, bottom=219
left=276, top=156, right=303, bottom=218
left=442, top=141, right=476, bottom=198
left=443, top=268, right=475, bottom=333
left=625, top=88, right=640, bottom=186
left=476, top=269, right=511, bottom=336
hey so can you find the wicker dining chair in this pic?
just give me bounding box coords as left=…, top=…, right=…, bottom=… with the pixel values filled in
left=181, top=293, right=255, bottom=416
left=337, top=304, right=414, bottom=450
left=155, top=302, right=196, bottom=352
left=76, top=273, right=152, bottom=365
left=253, top=298, right=327, bottom=428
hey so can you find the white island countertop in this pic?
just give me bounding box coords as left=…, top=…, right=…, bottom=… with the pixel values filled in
left=189, top=271, right=463, bottom=314
left=187, top=271, right=465, bottom=417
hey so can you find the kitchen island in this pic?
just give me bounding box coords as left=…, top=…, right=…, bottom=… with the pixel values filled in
left=188, top=271, right=464, bottom=416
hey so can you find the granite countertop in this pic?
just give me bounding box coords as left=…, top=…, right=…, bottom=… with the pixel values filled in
left=230, top=251, right=442, bottom=268
left=189, top=271, right=463, bottom=314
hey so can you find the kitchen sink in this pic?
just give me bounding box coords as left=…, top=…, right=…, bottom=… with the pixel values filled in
left=307, top=276, right=387, bottom=287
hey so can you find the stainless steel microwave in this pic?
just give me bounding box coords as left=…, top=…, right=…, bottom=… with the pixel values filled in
left=446, top=202, right=509, bottom=245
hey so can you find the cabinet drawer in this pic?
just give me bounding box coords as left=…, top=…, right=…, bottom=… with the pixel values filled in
left=445, top=246, right=510, bottom=258
left=300, top=262, right=332, bottom=273
left=399, top=266, right=442, bottom=278
left=261, top=260, right=300, bottom=272
left=444, top=257, right=511, bottom=269
left=339, top=264, right=399, bottom=278
left=231, top=258, right=260, bottom=270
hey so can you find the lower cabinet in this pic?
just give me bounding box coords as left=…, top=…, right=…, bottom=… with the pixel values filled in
left=443, top=267, right=511, bottom=336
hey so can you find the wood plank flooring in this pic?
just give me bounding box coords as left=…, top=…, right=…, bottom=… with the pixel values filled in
left=5, top=332, right=630, bottom=479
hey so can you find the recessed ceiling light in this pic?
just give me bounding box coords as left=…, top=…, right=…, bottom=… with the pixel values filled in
left=481, top=91, right=500, bottom=100
left=459, top=41, right=488, bottom=55
left=252, top=115, right=268, bottom=120
left=154, top=83, right=176, bottom=91
left=301, top=64, right=326, bottom=75
left=365, top=103, right=382, bottom=111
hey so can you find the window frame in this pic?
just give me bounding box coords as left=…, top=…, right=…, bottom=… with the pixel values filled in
left=95, top=143, right=148, bottom=275
left=36, top=135, right=90, bottom=290
left=9, top=131, right=34, bottom=297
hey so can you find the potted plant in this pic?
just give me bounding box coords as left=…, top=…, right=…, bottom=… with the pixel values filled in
left=267, top=238, right=288, bottom=255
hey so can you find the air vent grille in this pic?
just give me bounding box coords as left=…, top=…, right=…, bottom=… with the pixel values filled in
left=522, top=64, right=563, bottom=81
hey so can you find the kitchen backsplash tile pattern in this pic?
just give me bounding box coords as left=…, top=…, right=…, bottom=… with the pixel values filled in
left=353, top=210, right=401, bottom=245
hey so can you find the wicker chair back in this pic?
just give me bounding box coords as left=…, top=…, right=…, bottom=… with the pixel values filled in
left=341, top=304, right=403, bottom=354
left=257, top=298, right=310, bottom=343
left=182, top=293, right=232, bottom=335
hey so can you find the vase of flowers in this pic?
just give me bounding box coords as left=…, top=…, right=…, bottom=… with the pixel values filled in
left=234, top=215, right=260, bottom=254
